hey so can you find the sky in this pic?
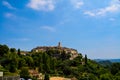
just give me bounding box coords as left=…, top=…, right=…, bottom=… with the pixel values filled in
left=0, top=0, right=120, bottom=59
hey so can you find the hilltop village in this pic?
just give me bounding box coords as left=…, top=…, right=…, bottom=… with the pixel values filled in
left=0, top=43, right=120, bottom=80
left=31, top=42, right=78, bottom=60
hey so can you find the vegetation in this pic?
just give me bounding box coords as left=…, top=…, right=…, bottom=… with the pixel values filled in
left=0, top=44, right=120, bottom=80
left=44, top=73, right=49, bottom=80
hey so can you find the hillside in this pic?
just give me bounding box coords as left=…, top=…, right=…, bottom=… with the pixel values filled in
left=31, top=42, right=78, bottom=60
left=94, top=59, right=120, bottom=63
left=0, top=44, right=120, bottom=80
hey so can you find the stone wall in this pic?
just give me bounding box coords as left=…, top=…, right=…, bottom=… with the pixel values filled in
left=0, top=76, right=20, bottom=80
left=31, top=46, right=78, bottom=60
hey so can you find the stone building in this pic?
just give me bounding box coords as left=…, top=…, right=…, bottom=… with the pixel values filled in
left=31, top=42, right=78, bottom=60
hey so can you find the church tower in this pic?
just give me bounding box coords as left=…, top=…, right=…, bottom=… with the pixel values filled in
left=58, top=42, right=61, bottom=48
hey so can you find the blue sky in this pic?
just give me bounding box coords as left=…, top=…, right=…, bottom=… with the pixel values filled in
left=0, top=0, right=120, bottom=59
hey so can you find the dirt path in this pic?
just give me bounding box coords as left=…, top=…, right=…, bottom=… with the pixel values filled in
left=50, top=77, right=71, bottom=80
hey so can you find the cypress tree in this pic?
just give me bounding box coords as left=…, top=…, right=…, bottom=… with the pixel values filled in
left=17, top=48, right=21, bottom=55
left=85, top=54, right=87, bottom=65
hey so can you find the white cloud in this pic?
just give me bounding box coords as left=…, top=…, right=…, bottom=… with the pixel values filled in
left=84, top=0, right=120, bottom=16
left=97, top=5, right=120, bottom=15
left=71, top=0, right=84, bottom=9
left=84, top=11, right=96, bottom=16
left=109, top=18, right=115, bottom=21
left=4, top=13, right=16, bottom=18
left=2, top=1, right=16, bottom=10
left=75, top=2, right=84, bottom=9
left=4, top=12, right=29, bottom=22
left=41, top=26, right=56, bottom=32
left=27, top=0, right=55, bottom=11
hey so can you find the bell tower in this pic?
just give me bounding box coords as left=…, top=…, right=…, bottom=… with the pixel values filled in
left=58, top=42, right=61, bottom=48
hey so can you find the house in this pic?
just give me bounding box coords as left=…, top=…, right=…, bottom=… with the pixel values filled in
left=29, top=70, right=44, bottom=80
left=31, top=42, right=78, bottom=60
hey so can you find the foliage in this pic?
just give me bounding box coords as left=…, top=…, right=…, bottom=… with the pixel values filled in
left=17, top=48, right=21, bottom=55
left=20, top=67, right=30, bottom=79
left=4, top=72, right=18, bottom=76
left=110, top=63, right=120, bottom=75
left=98, top=60, right=112, bottom=68
left=10, top=48, right=16, bottom=53
left=85, top=54, right=87, bottom=65
left=100, top=73, right=113, bottom=80
left=0, top=44, right=120, bottom=80
left=44, top=73, right=49, bottom=80
left=0, top=44, right=9, bottom=57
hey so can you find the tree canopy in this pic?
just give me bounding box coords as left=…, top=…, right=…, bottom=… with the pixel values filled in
left=0, top=44, right=120, bottom=80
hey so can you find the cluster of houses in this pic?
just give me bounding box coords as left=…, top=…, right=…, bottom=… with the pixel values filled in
left=31, top=42, right=78, bottom=60
left=29, top=69, right=44, bottom=80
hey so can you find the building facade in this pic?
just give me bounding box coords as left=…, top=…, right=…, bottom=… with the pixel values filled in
left=31, top=42, right=78, bottom=60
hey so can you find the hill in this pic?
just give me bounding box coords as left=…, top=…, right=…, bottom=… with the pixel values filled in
left=94, top=59, right=120, bottom=63
left=0, top=44, right=120, bottom=80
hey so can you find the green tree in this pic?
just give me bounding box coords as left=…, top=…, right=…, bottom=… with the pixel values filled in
left=10, top=48, right=16, bottom=53
left=9, top=63, right=17, bottom=72
left=100, top=73, right=113, bottom=80
left=1, top=52, right=18, bottom=72
left=9, top=52, right=18, bottom=72
left=39, top=64, right=43, bottom=72
left=42, top=52, right=47, bottom=63
left=32, top=56, right=39, bottom=67
left=0, top=44, right=9, bottom=57
left=20, top=67, right=30, bottom=79
left=111, top=63, right=120, bottom=75
left=44, top=73, right=49, bottom=80
left=114, top=71, right=120, bottom=80
left=17, top=48, right=21, bottom=55
left=25, top=56, right=34, bottom=67
left=85, top=54, right=87, bottom=65
left=88, top=73, right=98, bottom=80
left=50, top=58, right=56, bottom=72
left=63, top=65, right=72, bottom=76
left=18, top=58, right=26, bottom=69
left=42, top=52, right=50, bottom=73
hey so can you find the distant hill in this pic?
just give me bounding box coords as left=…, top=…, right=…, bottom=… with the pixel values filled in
left=94, top=59, right=120, bottom=63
